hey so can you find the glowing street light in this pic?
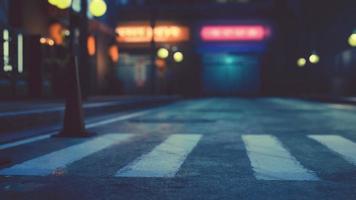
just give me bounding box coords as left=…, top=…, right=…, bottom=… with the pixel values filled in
left=173, top=51, right=184, bottom=63
left=48, top=0, right=72, bottom=9
left=297, top=58, right=306, bottom=67
left=57, top=0, right=72, bottom=9
left=309, top=53, right=320, bottom=64
left=48, top=0, right=107, bottom=17
left=348, top=33, right=356, bottom=47
left=39, top=37, right=55, bottom=46
left=40, top=37, right=47, bottom=44
left=157, top=48, right=169, bottom=59
left=89, top=0, right=107, bottom=17
left=48, top=0, right=59, bottom=6
left=48, top=39, right=55, bottom=46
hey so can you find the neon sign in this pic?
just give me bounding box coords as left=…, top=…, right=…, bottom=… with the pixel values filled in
left=116, top=25, right=190, bottom=43
left=200, top=25, right=269, bottom=41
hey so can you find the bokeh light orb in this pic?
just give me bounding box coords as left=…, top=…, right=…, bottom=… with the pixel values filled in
left=309, top=54, right=320, bottom=64
left=48, top=0, right=59, bottom=6
left=297, top=58, right=306, bottom=67
left=173, top=52, right=184, bottom=63
left=56, top=0, right=72, bottom=9
left=90, top=0, right=107, bottom=17
left=157, top=48, right=169, bottom=59
left=348, top=33, right=356, bottom=47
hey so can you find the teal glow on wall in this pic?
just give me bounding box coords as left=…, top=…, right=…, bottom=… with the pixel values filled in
left=202, top=54, right=260, bottom=96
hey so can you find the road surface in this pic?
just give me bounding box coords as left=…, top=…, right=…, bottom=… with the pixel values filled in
left=1, top=98, right=356, bottom=199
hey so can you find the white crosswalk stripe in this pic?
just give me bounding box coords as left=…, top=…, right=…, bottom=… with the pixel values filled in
left=115, top=134, right=202, bottom=178
left=242, top=135, right=319, bottom=181
left=0, top=134, right=133, bottom=176
left=308, top=135, right=356, bottom=165
left=2, top=133, right=356, bottom=180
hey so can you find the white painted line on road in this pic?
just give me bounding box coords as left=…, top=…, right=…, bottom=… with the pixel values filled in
left=86, top=110, right=149, bottom=128
left=0, top=134, right=52, bottom=150
left=308, top=135, right=356, bottom=165
left=116, top=134, right=202, bottom=178
left=0, top=134, right=133, bottom=176
left=0, top=110, right=151, bottom=150
left=242, top=135, right=319, bottom=181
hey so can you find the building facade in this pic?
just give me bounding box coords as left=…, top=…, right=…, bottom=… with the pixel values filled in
left=0, top=0, right=118, bottom=99
left=1, top=0, right=356, bottom=98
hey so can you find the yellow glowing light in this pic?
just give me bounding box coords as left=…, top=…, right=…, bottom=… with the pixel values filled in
left=309, top=54, right=320, bottom=64
left=173, top=51, right=184, bottom=63
left=56, top=0, right=72, bottom=9
left=297, top=58, right=306, bottom=67
left=40, top=37, right=55, bottom=46
left=89, top=0, right=107, bottom=17
left=48, top=39, right=55, bottom=46
left=40, top=37, right=47, bottom=44
left=48, top=0, right=59, bottom=6
left=157, top=48, right=169, bottom=59
left=348, top=33, right=356, bottom=47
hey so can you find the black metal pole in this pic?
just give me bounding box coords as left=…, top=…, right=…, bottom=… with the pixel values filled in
left=79, top=0, right=90, bottom=99
left=56, top=0, right=93, bottom=137
left=150, top=0, right=157, bottom=95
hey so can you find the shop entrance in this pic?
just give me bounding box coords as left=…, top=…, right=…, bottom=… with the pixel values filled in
left=202, top=54, right=260, bottom=96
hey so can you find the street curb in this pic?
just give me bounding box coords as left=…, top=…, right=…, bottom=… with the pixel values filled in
left=0, top=97, right=179, bottom=134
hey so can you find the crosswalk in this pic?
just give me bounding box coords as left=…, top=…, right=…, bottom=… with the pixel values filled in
left=0, top=134, right=133, bottom=176
left=242, top=135, right=318, bottom=181
left=308, top=135, right=356, bottom=165
left=1, top=133, right=356, bottom=181
left=116, top=134, right=202, bottom=177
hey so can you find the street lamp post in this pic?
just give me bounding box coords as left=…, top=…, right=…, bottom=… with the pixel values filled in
left=57, top=0, right=92, bottom=137
left=79, top=0, right=90, bottom=98
left=149, top=0, right=157, bottom=95
left=48, top=0, right=106, bottom=137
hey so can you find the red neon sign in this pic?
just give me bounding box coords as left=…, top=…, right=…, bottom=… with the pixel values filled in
left=200, top=25, right=269, bottom=41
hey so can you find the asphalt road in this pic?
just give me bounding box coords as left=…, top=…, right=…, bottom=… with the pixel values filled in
left=1, top=98, right=356, bottom=200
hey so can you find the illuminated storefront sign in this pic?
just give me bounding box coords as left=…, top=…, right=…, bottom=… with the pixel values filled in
left=200, top=25, right=269, bottom=41
left=116, top=25, right=190, bottom=43
left=3, top=29, right=12, bottom=72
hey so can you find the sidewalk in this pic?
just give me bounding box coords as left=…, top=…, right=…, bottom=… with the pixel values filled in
left=302, top=95, right=356, bottom=105
left=0, top=96, right=179, bottom=136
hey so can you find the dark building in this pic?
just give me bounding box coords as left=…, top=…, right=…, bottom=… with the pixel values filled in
left=112, top=0, right=356, bottom=96
left=0, top=0, right=118, bottom=99
left=1, top=0, right=356, bottom=98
